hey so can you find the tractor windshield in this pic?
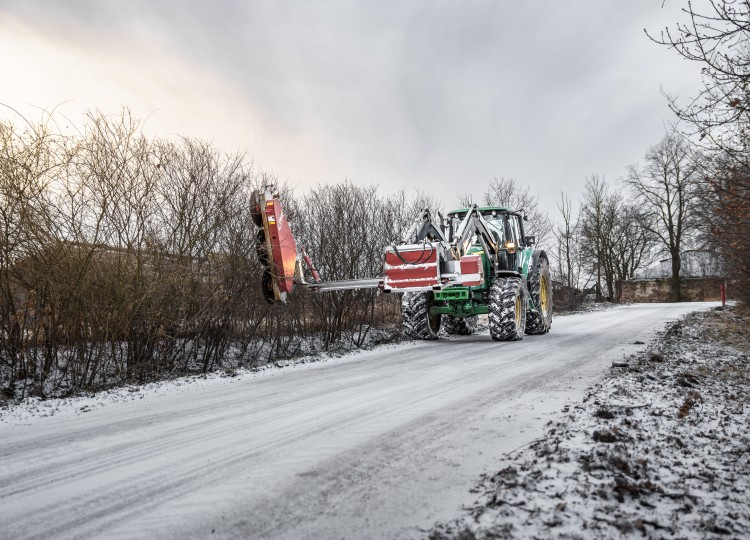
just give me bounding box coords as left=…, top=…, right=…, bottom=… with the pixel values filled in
left=448, top=210, right=507, bottom=245
left=484, top=215, right=505, bottom=244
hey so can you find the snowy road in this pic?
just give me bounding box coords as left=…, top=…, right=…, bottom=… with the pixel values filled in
left=0, top=302, right=716, bottom=540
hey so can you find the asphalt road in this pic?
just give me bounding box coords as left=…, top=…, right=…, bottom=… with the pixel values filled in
left=0, top=302, right=715, bottom=539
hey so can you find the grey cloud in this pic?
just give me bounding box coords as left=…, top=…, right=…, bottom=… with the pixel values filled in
left=1, top=0, right=701, bottom=212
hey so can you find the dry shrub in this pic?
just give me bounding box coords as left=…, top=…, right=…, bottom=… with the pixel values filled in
left=0, top=110, right=421, bottom=399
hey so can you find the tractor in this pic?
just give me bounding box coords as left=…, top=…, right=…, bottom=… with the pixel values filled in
left=396, top=206, right=552, bottom=341
left=251, top=186, right=552, bottom=342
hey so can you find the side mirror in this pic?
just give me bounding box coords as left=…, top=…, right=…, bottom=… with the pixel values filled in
left=526, top=235, right=536, bottom=246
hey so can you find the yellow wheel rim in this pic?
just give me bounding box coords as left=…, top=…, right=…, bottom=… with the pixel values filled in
left=540, top=275, right=549, bottom=317
left=515, top=294, right=522, bottom=327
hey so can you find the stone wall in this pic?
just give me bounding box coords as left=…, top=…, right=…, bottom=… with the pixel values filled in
left=619, top=277, right=727, bottom=303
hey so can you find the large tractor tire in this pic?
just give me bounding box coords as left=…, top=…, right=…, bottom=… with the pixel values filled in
left=442, top=315, right=478, bottom=335
left=402, top=292, right=442, bottom=340
left=525, top=256, right=553, bottom=335
left=488, top=276, right=527, bottom=341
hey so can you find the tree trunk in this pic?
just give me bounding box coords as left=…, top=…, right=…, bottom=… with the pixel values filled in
left=670, top=250, right=681, bottom=302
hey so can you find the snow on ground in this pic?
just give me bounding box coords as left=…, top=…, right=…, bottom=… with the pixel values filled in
left=0, top=324, right=402, bottom=405
left=0, top=307, right=605, bottom=425
left=1, top=302, right=728, bottom=539
left=430, top=306, right=750, bottom=539
left=0, top=305, right=614, bottom=424
left=0, top=340, right=406, bottom=426
left=556, top=301, right=622, bottom=317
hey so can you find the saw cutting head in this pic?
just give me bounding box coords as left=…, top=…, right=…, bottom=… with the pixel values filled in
left=252, top=187, right=299, bottom=304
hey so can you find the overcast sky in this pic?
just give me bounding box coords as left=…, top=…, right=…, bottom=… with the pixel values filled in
left=1, top=1, right=703, bottom=214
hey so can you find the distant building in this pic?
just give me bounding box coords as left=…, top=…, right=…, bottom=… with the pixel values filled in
left=621, top=250, right=726, bottom=303
left=634, top=250, right=724, bottom=279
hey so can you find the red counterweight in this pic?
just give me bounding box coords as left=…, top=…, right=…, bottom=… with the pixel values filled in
left=383, top=244, right=441, bottom=290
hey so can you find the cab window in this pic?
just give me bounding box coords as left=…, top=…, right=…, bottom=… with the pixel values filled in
left=506, top=215, right=522, bottom=247
left=484, top=215, right=505, bottom=245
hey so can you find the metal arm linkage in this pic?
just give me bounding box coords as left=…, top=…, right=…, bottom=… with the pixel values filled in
left=450, top=205, right=501, bottom=267
left=402, top=208, right=447, bottom=244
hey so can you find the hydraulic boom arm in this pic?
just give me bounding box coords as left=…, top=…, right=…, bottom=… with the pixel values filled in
left=402, top=208, right=447, bottom=244
left=450, top=204, right=501, bottom=265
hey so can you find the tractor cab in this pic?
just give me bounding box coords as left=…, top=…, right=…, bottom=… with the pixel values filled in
left=444, top=207, right=529, bottom=274
left=445, top=207, right=526, bottom=249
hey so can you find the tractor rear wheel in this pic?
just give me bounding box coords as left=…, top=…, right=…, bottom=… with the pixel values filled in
left=402, top=292, right=441, bottom=340
left=442, top=315, right=478, bottom=335
left=488, top=276, right=526, bottom=341
left=525, top=257, right=553, bottom=335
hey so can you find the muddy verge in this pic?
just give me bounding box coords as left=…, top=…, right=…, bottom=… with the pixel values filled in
left=430, top=307, right=750, bottom=539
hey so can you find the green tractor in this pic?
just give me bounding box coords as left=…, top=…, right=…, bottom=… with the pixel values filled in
left=389, top=205, right=553, bottom=341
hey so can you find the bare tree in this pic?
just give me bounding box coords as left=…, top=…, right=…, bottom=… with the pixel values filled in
left=456, top=192, right=474, bottom=209
left=627, top=134, right=700, bottom=302
left=611, top=203, right=658, bottom=285
left=700, top=155, right=750, bottom=301
left=481, top=177, right=553, bottom=247
left=0, top=111, right=68, bottom=398
left=0, top=108, right=442, bottom=400
left=650, top=1, right=750, bottom=304
left=553, top=192, right=580, bottom=289
left=578, top=175, right=658, bottom=302
left=552, top=192, right=596, bottom=310
left=294, top=181, right=402, bottom=348
left=648, top=0, right=750, bottom=160
left=579, top=175, right=609, bottom=301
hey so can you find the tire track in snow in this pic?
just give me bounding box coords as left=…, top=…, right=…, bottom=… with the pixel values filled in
left=4, top=346, right=536, bottom=539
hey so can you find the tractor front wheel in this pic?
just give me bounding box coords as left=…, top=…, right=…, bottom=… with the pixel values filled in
left=442, top=315, right=478, bottom=335
left=489, top=277, right=526, bottom=341
left=402, top=292, right=441, bottom=340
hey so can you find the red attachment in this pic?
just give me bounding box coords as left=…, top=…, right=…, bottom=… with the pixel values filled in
left=459, top=255, right=483, bottom=286
left=263, top=199, right=298, bottom=294
left=383, top=246, right=440, bottom=290
left=301, top=248, right=322, bottom=283
left=721, top=281, right=726, bottom=307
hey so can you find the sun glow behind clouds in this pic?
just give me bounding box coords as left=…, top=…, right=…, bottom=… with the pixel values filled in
left=0, top=12, right=332, bottom=185
left=1, top=2, right=705, bottom=213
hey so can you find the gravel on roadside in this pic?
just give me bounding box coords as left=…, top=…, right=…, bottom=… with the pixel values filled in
left=430, top=306, right=750, bottom=540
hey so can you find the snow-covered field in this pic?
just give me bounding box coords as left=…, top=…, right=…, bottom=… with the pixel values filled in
left=431, top=306, right=750, bottom=539
left=0, top=302, right=726, bottom=539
